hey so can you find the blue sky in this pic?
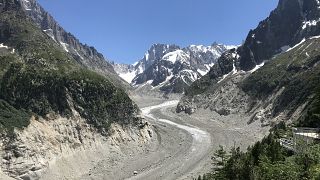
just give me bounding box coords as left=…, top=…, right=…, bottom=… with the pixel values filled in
left=37, top=0, right=278, bottom=64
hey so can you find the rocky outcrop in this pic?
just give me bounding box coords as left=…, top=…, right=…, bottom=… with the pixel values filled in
left=113, top=44, right=181, bottom=85
left=178, top=36, right=320, bottom=127
left=182, top=0, right=320, bottom=79
left=238, top=0, right=320, bottom=71
left=177, top=72, right=251, bottom=115
left=0, top=112, right=152, bottom=180
left=16, top=0, right=128, bottom=88
left=0, top=2, right=148, bottom=179
left=135, top=44, right=181, bottom=75
left=114, top=43, right=233, bottom=94
left=178, top=0, right=320, bottom=127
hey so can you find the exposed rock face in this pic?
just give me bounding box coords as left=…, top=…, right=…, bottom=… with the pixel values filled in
left=178, top=0, right=320, bottom=127
left=113, top=44, right=180, bottom=85
left=17, top=0, right=129, bottom=87
left=112, top=44, right=180, bottom=85
left=238, top=0, right=320, bottom=71
left=0, top=1, right=148, bottom=179
left=135, top=44, right=181, bottom=74
left=0, top=113, right=152, bottom=180
left=134, top=43, right=232, bottom=94
left=114, top=43, right=233, bottom=93
left=186, top=0, right=320, bottom=79
left=177, top=74, right=248, bottom=115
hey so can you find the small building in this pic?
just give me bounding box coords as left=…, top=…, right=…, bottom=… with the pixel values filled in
left=293, top=127, right=320, bottom=144
left=280, top=127, right=320, bottom=153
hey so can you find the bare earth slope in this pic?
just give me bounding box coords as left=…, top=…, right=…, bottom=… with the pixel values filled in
left=0, top=95, right=269, bottom=180
left=84, top=96, right=268, bottom=180
left=131, top=96, right=270, bottom=179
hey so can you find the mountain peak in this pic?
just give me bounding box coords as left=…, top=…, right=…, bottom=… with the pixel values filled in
left=114, top=43, right=231, bottom=93
left=179, top=0, right=320, bottom=110
left=13, top=0, right=128, bottom=87
left=237, top=0, right=320, bottom=71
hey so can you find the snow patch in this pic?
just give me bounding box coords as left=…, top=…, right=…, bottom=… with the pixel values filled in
left=286, top=38, right=306, bottom=52
left=0, top=43, right=15, bottom=54
left=231, top=52, right=240, bottom=60
left=217, top=60, right=237, bottom=83
left=197, top=63, right=214, bottom=76
left=159, top=118, right=210, bottom=142
left=249, top=62, right=265, bottom=73
left=119, top=71, right=137, bottom=84
left=281, top=36, right=317, bottom=53
left=204, top=63, right=214, bottom=70
left=310, top=35, right=320, bottom=39
left=145, top=53, right=149, bottom=61
left=302, top=19, right=320, bottom=29
left=225, top=45, right=239, bottom=50
left=0, top=43, right=9, bottom=49
left=197, top=69, right=207, bottom=76
left=43, top=29, right=55, bottom=41
left=138, top=64, right=144, bottom=74
left=217, top=74, right=229, bottom=84
left=132, top=61, right=139, bottom=66
left=180, top=70, right=199, bottom=85
left=162, top=50, right=189, bottom=64
left=316, top=0, right=320, bottom=8
left=60, top=42, right=69, bottom=52
left=75, top=51, right=84, bottom=60
left=21, top=0, right=32, bottom=11
left=189, top=45, right=208, bottom=53
left=306, top=52, right=310, bottom=58
left=232, top=61, right=237, bottom=75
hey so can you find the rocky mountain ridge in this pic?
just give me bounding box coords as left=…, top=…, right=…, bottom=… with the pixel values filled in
left=177, top=0, right=320, bottom=128
left=237, top=0, right=320, bottom=71
left=114, top=43, right=235, bottom=93
left=19, top=0, right=129, bottom=88
left=0, top=0, right=149, bottom=179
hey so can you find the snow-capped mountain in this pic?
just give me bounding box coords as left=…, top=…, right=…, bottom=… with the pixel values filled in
left=111, top=63, right=136, bottom=83
left=113, top=44, right=180, bottom=84
left=177, top=0, right=320, bottom=116
left=237, top=0, right=320, bottom=71
left=114, top=43, right=234, bottom=93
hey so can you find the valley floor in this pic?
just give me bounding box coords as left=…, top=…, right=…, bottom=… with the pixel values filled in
left=90, top=95, right=269, bottom=180
left=0, top=95, right=269, bottom=180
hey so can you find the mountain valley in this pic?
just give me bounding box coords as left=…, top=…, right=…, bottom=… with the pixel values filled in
left=0, top=0, right=320, bottom=179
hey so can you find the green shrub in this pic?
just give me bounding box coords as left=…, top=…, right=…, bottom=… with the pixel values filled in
left=0, top=8, right=139, bottom=136
left=0, top=99, right=31, bottom=136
